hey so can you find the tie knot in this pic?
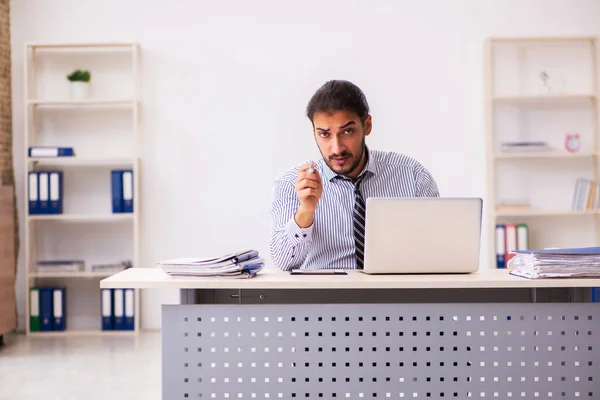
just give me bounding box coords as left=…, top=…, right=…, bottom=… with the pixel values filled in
left=354, top=174, right=366, bottom=187
left=353, top=174, right=368, bottom=197
left=334, top=172, right=368, bottom=189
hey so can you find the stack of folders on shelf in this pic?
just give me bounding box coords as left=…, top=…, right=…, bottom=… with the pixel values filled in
left=572, top=178, right=600, bottom=210
left=158, top=249, right=264, bottom=278
left=500, top=141, right=550, bottom=153
left=29, top=287, right=65, bottom=332
left=111, top=169, right=134, bottom=213
left=28, top=146, right=75, bottom=158
left=92, top=260, right=132, bottom=274
left=28, top=170, right=63, bottom=215
left=508, top=246, right=600, bottom=279
left=495, top=223, right=529, bottom=268
left=36, top=260, right=84, bottom=273
left=35, top=260, right=131, bottom=274
left=101, top=288, right=135, bottom=330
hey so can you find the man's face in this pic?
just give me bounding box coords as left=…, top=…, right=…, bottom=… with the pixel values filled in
left=312, top=110, right=372, bottom=178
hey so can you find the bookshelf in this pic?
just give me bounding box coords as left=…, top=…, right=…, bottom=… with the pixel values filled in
left=23, top=42, right=141, bottom=335
left=485, top=36, right=600, bottom=269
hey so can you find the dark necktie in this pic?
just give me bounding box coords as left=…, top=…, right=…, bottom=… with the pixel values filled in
left=353, top=175, right=367, bottom=269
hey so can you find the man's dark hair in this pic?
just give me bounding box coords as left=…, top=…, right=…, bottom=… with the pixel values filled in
left=306, top=80, right=370, bottom=124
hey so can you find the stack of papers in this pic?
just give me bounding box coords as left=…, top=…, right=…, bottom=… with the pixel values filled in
left=36, top=260, right=84, bottom=273
left=500, top=141, right=550, bottom=153
left=158, top=249, right=264, bottom=279
left=508, top=246, right=600, bottom=278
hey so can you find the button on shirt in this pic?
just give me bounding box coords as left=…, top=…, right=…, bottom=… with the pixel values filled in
left=269, top=148, right=440, bottom=270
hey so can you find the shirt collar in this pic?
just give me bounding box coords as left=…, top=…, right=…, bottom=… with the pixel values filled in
left=321, top=145, right=378, bottom=182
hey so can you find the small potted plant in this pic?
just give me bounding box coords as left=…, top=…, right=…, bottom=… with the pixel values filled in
left=66, top=69, right=91, bottom=100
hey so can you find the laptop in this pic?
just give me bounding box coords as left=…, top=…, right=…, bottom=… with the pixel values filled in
left=360, top=197, right=482, bottom=274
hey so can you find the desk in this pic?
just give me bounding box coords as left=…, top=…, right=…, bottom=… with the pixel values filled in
left=101, top=268, right=600, bottom=399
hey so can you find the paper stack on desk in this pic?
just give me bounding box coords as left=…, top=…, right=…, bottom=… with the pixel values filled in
left=158, top=249, right=264, bottom=278
left=508, top=246, right=600, bottom=279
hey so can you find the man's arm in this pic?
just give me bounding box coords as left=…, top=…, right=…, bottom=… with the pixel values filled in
left=269, top=179, right=314, bottom=271
left=415, top=166, right=440, bottom=197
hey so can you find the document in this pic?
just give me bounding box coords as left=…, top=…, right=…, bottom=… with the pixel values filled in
left=158, top=249, right=263, bottom=278
left=509, top=246, right=600, bottom=278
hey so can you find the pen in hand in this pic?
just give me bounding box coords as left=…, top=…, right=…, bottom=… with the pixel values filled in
left=294, top=160, right=322, bottom=228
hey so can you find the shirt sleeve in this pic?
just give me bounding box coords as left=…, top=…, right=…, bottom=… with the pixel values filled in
left=269, top=178, right=314, bottom=271
left=415, top=165, right=440, bottom=197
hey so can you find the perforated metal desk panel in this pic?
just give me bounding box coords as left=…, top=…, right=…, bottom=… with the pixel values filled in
left=101, top=268, right=600, bottom=400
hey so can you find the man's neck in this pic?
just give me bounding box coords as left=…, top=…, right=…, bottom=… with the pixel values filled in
left=345, top=148, right=368, bottom=180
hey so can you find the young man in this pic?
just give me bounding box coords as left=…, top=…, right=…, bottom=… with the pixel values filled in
left=270, top=80, right=439, bottom=271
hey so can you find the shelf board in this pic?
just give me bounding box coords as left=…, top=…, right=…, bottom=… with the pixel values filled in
left=495, top=209, right=599, bottom=217
left=28, top=213, right=135, bottom=222
left=29, top=271, right=122, bottom=278
left=494, top=151, right=597, bottom=160
left=488, top=36, right=596, bottom=44
left=492, top=94, right=596, bottom=104
left=28, top=42, right=137, bottom=50
left=27, top=99, right=137, bottom=107
left=28, top=330, right=136, bottom=337
left=27, top=157, right=137, bottom=167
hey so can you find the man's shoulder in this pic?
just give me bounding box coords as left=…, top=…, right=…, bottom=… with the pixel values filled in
left=274, top=160, right=313, bottom=183
left=370, top=149, right=427, bottom=171
left=274, top=166, right=299, bottom=184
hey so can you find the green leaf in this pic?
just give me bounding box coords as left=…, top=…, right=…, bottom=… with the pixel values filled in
left=66, top=69, right=91, bottom=82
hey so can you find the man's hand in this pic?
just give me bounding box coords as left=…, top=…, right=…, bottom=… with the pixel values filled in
left=294, top=162, right=323, bottom=228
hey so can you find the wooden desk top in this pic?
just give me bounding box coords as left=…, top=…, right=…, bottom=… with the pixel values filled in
left=100, top=266, right=600, bottom=290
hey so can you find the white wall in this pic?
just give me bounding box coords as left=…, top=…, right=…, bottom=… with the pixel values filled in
left=10, top=0, right=600, bottom=330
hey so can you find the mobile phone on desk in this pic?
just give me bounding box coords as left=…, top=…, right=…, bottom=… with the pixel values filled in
left=290, top=269, right=347, bottom=275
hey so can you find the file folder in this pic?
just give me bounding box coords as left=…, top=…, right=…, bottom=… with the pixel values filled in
left=52, top=288, right=66, bottom=331
left=39, top=287, right=53, bottom=331
left=122, top=170, right=133, bottom=213
left=517, top=223, right=529, bottom=250
left=113, top=288, right=125, bottom=330
left=111, top=170, right=123, bottom=213
left=38, top=172, right=49, bottom=214
left=505, top=223, right=517, bottom=265
left=29, top=288, right=41, bottom=332
left=49, top=171, right=63, bottom=214
left=124, top=288, right=135, bottom=330
left=101, top=289, right=114, bottom=330
left=28, top=172, right=39, bottom=215
left=28, top=146, right=74, bottom=157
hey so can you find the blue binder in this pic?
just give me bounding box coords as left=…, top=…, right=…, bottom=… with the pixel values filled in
left=592, top=288, right=600, bottom=303
left=38, top=172, right=50, bottom=215
left=111, top=170, right=123, bottom=213
left=101, top=289, right=114, bottom=330
left=49, top=171, right=63, bottom=214
left=495, top=224, right=506, bottom=269
left=124, top=288, right=135, bottom=330
left=28, top=147, right=74, bottom=157
left=113, top=289, right=125, bottom=330
left=122, top=170, right=134, bottom=213
left=28, top=172, right=39, bottom=215
left=52, top=287, right=66, bottom=331
left=39, top=288, right=53, bottom=332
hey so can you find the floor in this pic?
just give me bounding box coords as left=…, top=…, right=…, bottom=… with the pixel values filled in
left=0, top=331, right=161, bottom=400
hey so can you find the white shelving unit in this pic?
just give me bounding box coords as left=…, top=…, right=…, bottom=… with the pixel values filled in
left=485, top=36, right=600, bottom=269
left=23, top=42, right=141, bottom=335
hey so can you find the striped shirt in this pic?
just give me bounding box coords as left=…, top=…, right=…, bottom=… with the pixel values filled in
left=269, top=147, right=440, bottom=270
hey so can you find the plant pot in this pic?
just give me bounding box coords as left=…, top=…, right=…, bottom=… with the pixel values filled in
left=70, top=81, right=90, bottom=100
